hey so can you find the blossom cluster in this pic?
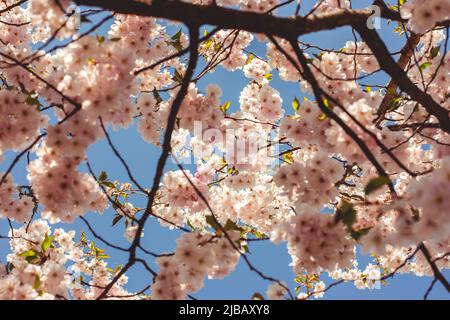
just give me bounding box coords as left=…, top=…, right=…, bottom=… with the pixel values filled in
left=0, top=90, right=47, bottom=157
left=401, top=0, right=450, bottom=34
left=0, top=220, right=131, bottom=300
left=0, top=174, right=34, bottom=223
left=282, top=210, right=355, bottom=274
left=151, top=231, right=240, bottom=299
left=274, top=151, right=344, bottom=208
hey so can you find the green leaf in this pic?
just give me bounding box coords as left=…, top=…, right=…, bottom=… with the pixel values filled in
left=98, top=253, right=110, bottom=260
left=388, top=96, right=402, bottom=111
left=252, top=230, right=268, bottom=239
left=20, top=249, right=42, bottom=265
left=173, top=69, right=183, bottom=83
left=292, top=97, right=300, bottom=112
left=168, top=30, right=183, bottom=52
left=80, top=230, right=87, bottom=245
left=20, top=249, right=38, bottom=258
left=205, top=215, right=221, bottom=231
left=430, top=45, right=441, bottom=59
left=87, top=57, right=96, bottom=65
left=203, top=38, right=215, bottom=52
left=33, top=275, right=41, bottom=290
left=419, top=62, right=432, bottom=71
left=350, top=228, right=372, bottom=241
left=41, top=234, right=55, bottom=253
left=186, top=219, right=196, bottom=231
left=245, top=53, right=255, bottom=65
left=171, top=29, right=182, bottom=41
left=282, top=151, right=294, bottom=164
left=220, top=101, right=231, bottom=113
left=364, top=175, right=391, bottom=195
left=152, top=89, right=163, bottom=104
left=96, top=35, right=105, bottom=44
left=323, top=98, right=334, bottom=110
left=264, top=73, right=273, bottom=81
left=98, top=171, right=108, bottom=182
left=26, top=96, right=41, bottom=108
left=115, top=265, right=123, bottom=274
left=224, top=219, right=241, bottom=231
left=335, top=200, right=356, bottom=229
left=313, top=52, right=323, bottom=60
left=102, top=181, right=116, bottom=189
left=109, top=37, right=122, bottom=42
left=386, top=86, right=398, bottom=96
left=112, top=214, right=123, bottom=226
left=394, top=26, right=404, bottom=34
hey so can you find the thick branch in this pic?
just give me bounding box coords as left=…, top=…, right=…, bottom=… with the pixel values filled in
left=74, top=0, right=402, bottom=38
left=418, top=243, right=450, bottom=293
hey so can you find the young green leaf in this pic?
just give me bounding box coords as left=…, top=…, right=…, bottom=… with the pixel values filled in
left=419, top=61, right=432, bottom=71
left=220, top=101, right=231, bottom=113
left=20, top=249, right=38, bottom=258
left=173, top=69, right=184, bottom=83
left=112, top=214, right=123, bottom=226
left=99, top=171, right=108, bottom=182
left=102, top=181, right=116, bottom=189
left=282, top=151, right=294, bottom=164
left=33, top=275, right=41, bottom=290
left=224, top=219, right=241, bottom=231
left=171, top=29, right=182, bottom=41
left=292, top=97, right=300, bottom=112
left=153, top=89, right=163, bottom=104
left=335, top=200, right=356, bottom=230
left=96, top=35, right=105, bottom=44
left=430, top=45, right=441, bottom=59
left=350, top=228, right=372, bottom=241
left=41, top=234, right=55, bottom=253
left=205, top=215, right=221, bottom=231
left=245, top=53, right=255, bottom=65
left=364, top=175, right=391, bottom=195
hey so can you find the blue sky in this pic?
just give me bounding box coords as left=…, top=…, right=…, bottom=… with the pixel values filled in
left=1, top=0, right=449, bottom=300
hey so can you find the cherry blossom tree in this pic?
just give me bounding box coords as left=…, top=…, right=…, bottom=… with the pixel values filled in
left=0, top=0, right=449, bottom=300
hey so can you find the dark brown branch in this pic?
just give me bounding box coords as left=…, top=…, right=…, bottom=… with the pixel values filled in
left=418, top=243, right=450, bottom=293
left=74, top=0, right=403, bottom=39
left=95, top=25, right=201, bottom=300
left=99, top=117, right=148, bottom=194
left=0, top=133, right=45, bottom=188
left=79, top=216, right=129, bottom=252
left=85, top=159, right=139, bottom=223
left=0, top=0, right=26, bottom=15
